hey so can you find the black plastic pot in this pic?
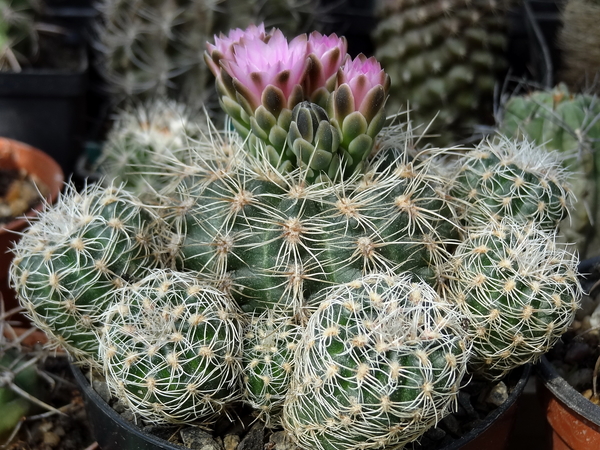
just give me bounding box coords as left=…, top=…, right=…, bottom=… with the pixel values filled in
left=71, top=362, right=530, bottom=450
left=537, top=356, right=600, bottom=449
left=0, top=36, right=88, bottom=177
left=70, top=364, right=188, bottom=450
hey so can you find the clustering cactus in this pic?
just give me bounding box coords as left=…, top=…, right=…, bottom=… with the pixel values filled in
left=446, top=219, right=581, bottom=380
left=96, top=0, right=217, bottom=103
left=9, top=23, right=584, bottom=450
left=0, top=0, right=38, bottom=71
left=372, top=0, right=508, bottom=146
left=283, top=273, right=470, bottom=450
left=99, top=269, right=244, bottom=424
left=498, top=84, right=600, bottom=255
left=449, top=136, right=573, bottom=230
left=96, top=98, right=208, bottom=196
left=10, top=183, right=162, bottom=364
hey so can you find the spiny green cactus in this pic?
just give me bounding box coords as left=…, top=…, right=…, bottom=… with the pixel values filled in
left=96, top=0, right=217, bottom=103
left=446, top=219, right=581, bottom=380
left=242, top=307, right=301, bottom=426
left=498, top=83, right=600, bottom=255
left=96, top=98, right=209, bottom=196
left=283, top=273, right=470, bottom=450
left=168, top=140, right=459, bottom=315
left=9, top=182, right=162, bottom=364
left=449, top=136, right=573, bottom=230
left=372, top=0, right=508, bottom=146
left=99, top=269, right=244, bottom=424
left=0, top=0, right=38, bottom=71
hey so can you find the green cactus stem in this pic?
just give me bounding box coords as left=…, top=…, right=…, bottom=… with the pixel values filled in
left=99, top=269, right=244, bottom=424
left=283, top=273, right=470, bottom=450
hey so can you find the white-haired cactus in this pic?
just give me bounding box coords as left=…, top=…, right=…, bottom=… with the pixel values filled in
left=449, top=137, right=573, bottom=230
left=283, top=273, right=470, bottom=450
left=446, top=219, right=581, bottom=380
left=96, top=0, right=217, bottom=102
left=170, top=146, right=459, bottom=315
left=242, top=307, right=301, bottom=426
left=99, top=269, right=244, bottom=424
left=96, top=98, right=208, bottom=196
left=0, top=0, right=38, bottom=71
left=9, top=183, right=162, bottom=364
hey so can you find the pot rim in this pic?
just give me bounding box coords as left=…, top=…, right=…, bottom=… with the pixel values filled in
left=70, top=363, right=189, bottom=450
left=71, top=361, right=531, bottom=450
left=537, top=355, right=600, bottom=427
left=437, top=363, right=531, bottom=450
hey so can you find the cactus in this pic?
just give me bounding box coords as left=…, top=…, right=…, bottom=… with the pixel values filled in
left=242, top=307, right=301, bottom=426
left=0, top=0, right=38, bottom=71
left=99, top=269, right=244, bottom=424
left=96, top=0, right=217, bottom=103
left=9, top=183, right=162, bottom=364
left=283, top=273, right=470, bottom=450
left=497, top=83, right=600, bottom=255
left=446, top=219, right=581, bottom=380
left=96, top=98, right=209, bottom=196
left=449, top=136, right=573, bottom=230
left=169, top=143, right=459, bottom=315
left=372, top=0, right=508, bottom=146
left=558, top=0, right=600, bottom=94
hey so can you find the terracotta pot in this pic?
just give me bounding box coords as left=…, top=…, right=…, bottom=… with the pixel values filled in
left=537, top=355, right=600, bottom=449
left=0, top=138, right=64, bottom=316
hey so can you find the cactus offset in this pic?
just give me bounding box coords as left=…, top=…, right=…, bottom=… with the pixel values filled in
left=449, top=136, right=573, bottom=230
left=283, top=273, right=470, bottom=450
left=10, top=183, right=162, bottom=364
left=99, top=269, right=244, bottom=424
left=446, top=219, right=581, bottom=380
left=242, top=307, right=301, bottom=426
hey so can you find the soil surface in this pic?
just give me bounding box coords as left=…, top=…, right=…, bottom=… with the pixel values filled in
left=0, top=169, right=47, bottom=227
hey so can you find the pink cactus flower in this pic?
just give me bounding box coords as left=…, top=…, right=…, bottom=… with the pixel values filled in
left=337, top=54, right=390, bottom=118
left=220, top=29, right=310, bottom=112
left=305, top=32, right=347, bottom=93
left=205, top=23, right=269, bottom=78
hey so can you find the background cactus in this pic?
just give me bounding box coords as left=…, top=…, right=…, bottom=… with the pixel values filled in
left=558, top=0, right=600, bottom=94
left=0, top=0, right=38, bottom=71
left=95, top=98, right=208, bottom=197
left=99, top=269, right=244, bottom=424
left=449, top=136, right=573, bottom=230
left=497, top=84, right=600, bottom=256
left=372, top=0, right=508, bottom=146
left=283, top=273, right=470, bottom=450
left=446, top=219, right=581, bottom=380
left=95, top=0, right=217, bottom=103
left=9, top=183, right=162, bottom=364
